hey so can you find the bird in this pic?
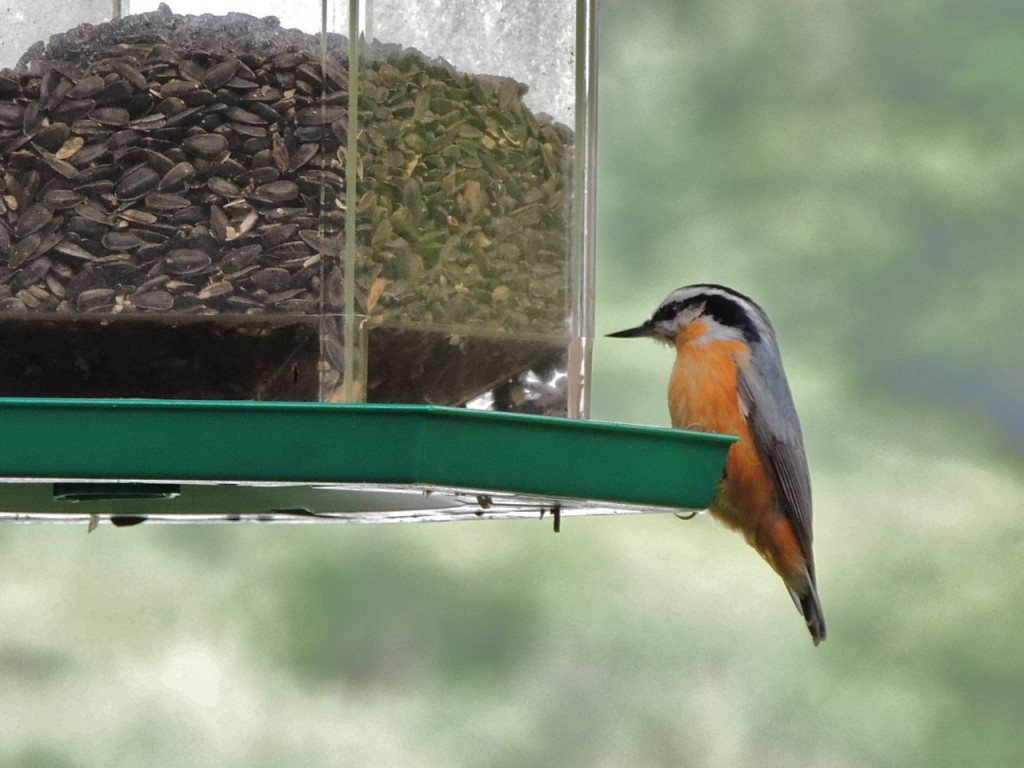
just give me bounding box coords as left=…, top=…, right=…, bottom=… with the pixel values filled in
left=607, top=283, right=826, bottom=645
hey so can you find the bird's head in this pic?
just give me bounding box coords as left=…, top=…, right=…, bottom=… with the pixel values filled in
left=607, top=283, right=768, bottom=347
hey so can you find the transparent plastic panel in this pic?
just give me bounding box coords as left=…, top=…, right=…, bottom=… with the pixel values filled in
left=0, top=2, right=364, bottom=401
left=352, top=0, right=594, bottom=415
left=122, top=1, right=329, bottom=34
left=0, top=0, right=593, bottom=411
left=365, top=0, right=577, bottom=124
left=0, top=2, right=115, bottom=69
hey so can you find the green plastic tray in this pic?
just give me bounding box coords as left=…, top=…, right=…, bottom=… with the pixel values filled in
left=0, top=398, right=735, bottom=524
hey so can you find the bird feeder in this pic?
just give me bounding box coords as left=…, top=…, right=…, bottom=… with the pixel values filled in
left=0, top=1, right=734, bottom=523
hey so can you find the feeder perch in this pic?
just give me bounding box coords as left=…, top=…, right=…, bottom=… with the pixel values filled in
left=0, top=398, right=735, bottom=524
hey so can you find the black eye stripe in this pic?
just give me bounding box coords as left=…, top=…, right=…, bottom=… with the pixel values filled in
left=651, top=300, right=687, bottom=324
left=652, top=291, right=762, bottom=343
left=701, top=294, right=761, bottom=342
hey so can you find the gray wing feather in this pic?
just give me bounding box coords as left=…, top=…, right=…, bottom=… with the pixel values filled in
left=734, top=336, right=815, bottom=579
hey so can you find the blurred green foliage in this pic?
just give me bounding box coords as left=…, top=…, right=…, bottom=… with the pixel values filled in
left=266, top=537, right=543, bottom=686
left=1, top=0, right=1023, bottom=766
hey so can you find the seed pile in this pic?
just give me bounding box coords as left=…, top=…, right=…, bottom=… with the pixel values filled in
left=0, top=315, right=323, bottom=400
left=0, top=6, right=573, bottom=408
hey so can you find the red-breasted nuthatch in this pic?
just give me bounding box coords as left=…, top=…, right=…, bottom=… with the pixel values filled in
left=608, top=284, right=826, bottom=645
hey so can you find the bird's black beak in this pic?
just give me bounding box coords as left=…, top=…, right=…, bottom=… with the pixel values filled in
left=606, top=321, right=655, bottom=338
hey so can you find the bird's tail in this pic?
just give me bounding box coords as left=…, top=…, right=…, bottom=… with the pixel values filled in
left=788, top=574, right=827, bottom=646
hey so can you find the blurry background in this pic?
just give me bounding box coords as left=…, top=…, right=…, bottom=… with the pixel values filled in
left=2, top=0, right=1024, bottom=766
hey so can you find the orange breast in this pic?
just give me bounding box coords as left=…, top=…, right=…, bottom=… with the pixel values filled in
left=669, top=326, right=806, bottom=583
left=667, top=322, right=749, bottom=436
